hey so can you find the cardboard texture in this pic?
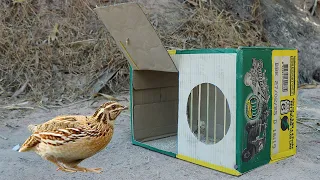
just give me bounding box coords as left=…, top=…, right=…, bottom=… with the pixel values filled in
left=133, top=101, right=178, bottom=142
left=94, top=3, right=177, bottom=72
left=133, top=88, right=161, bottom=105
left=160, top=87, right=179, bottom=102
left=133, top=70, right=178, bottom=90
left=173, top=53, right=238, bottom=173
left=132, top=70, right=178, bottom=142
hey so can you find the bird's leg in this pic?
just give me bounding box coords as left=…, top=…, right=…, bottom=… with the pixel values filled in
left=45, top=156, right=76, bottom=173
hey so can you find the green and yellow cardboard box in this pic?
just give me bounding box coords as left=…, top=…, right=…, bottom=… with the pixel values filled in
left=95, top=3, right=298, bottom=176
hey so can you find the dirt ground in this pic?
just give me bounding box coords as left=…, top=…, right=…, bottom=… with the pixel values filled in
left=0, top=91, right=319, bottom=180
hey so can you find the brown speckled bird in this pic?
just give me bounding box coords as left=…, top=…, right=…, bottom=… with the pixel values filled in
left=19, top=101, right=128, bottom=173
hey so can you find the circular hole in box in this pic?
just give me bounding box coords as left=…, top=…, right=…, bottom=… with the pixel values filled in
left=186, top=83, right=231, bottom=144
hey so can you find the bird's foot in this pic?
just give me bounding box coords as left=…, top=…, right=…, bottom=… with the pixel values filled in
left=56, top=166, right=77, bottom=173
left=73, top=166, right=102, bottom=173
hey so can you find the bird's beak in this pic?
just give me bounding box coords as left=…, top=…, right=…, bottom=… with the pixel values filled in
left=122, top=106, right=128, bottom=110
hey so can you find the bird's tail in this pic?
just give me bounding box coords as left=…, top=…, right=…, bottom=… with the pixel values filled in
left=19, top=124, right=40, bottom=152
left=19, top=135, right=39, bottom=152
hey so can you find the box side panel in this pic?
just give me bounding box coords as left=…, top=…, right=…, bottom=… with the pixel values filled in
left=235, top=49, right=244, bottom=170
left=270, top=50, right=298, bottom=161
left=129, top=59, right=177, bottom=158
left=133, top=88, right=161, bottom=105
left=130, top=66, right=134, bottom=143
left=174, top=53, right=238, bottom=172
left=132, top=70, right=179, bottom=142
left=133, top=70, right=178, bottom=90
left=237, top=48, right=273, bottom=173
left=133, top=101, right=178, bottom=141
left=160, top=86, right=179, bottom=102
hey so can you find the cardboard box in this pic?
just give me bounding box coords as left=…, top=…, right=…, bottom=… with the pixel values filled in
left=95, top=3, right=298, bottom=176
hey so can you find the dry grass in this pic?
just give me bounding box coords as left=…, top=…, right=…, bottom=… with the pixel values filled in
left=0, top=0, right=129, bottom=104
left=158, top=0, right=268, bottom=49
left=0, top=0, right=268, bottom=105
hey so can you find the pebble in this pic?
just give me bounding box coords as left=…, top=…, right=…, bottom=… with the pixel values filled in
left=12, top=144, right=20, bottom=151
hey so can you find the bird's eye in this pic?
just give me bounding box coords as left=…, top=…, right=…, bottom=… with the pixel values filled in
left=112, top=105, right=116, bottom=109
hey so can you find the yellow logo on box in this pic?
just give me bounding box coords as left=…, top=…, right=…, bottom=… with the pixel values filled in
left=246, top=100, right=252, bottom=119
left=245, top=94, right=261, bottom=121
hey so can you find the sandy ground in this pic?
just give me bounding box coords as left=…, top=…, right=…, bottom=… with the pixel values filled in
left=0, top=91, right=319, bottom=180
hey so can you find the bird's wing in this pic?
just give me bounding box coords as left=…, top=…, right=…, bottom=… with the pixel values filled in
left=19, top=115, right=90, bottom=152
left=28, top=115, right=89, bottom=133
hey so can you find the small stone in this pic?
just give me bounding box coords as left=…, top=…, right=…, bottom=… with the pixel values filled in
left=317, top=155, right=320, bottom=160
left=313, top=68, right=320, bottom=83
left=12, top=144, right=20, bottom=151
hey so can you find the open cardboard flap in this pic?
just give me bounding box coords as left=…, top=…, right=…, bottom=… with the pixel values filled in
left=94, top=3, right=177, bottom=72
left=95, top=3, right=179, bottom=143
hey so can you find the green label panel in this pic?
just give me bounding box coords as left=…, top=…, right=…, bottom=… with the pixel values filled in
left=237, top=48, right=273, bottom=173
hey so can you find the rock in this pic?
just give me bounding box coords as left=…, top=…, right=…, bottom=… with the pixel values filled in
left=312, top=67, right=320, bottom=82
left=12, top=144, right=20, bottom=151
